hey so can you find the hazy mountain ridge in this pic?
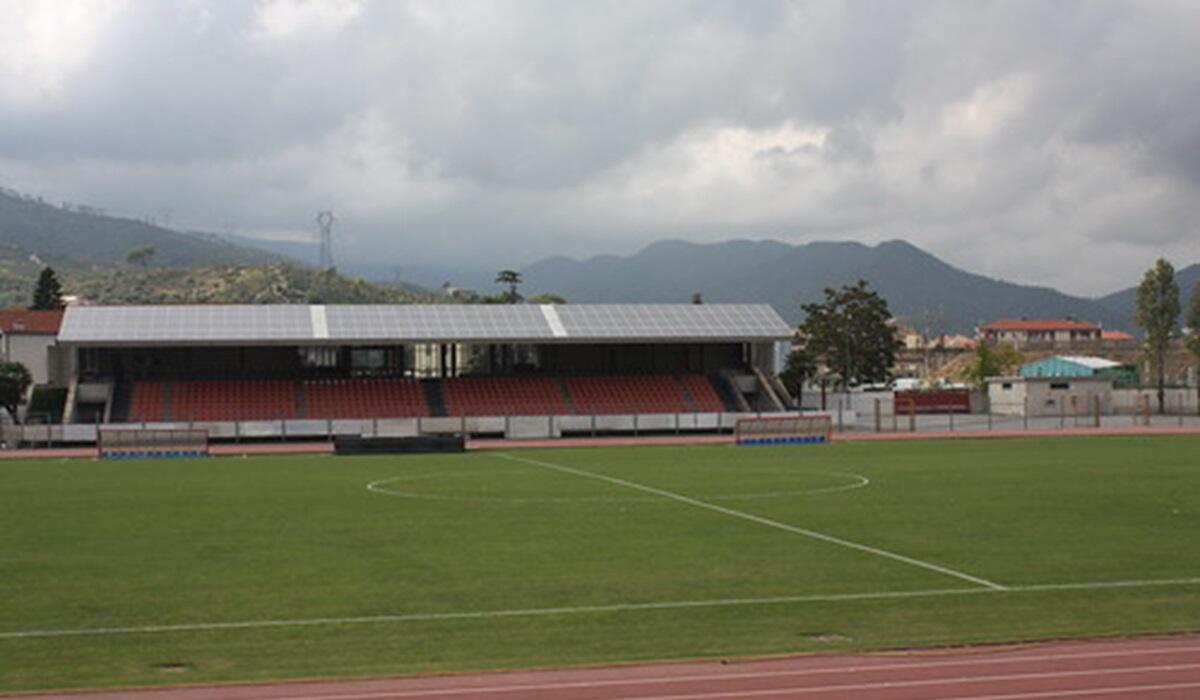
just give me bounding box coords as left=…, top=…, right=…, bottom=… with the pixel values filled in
left=0, top=188, right=282, bottom=269
left=524, top=239, right=1147, bottom=333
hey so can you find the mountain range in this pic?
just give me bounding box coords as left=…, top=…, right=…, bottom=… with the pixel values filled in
left=2, top=185, right=1195, bottom=332
left=523, top=239, right=1198, bottom=333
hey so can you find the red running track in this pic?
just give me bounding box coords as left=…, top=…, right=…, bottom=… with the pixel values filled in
left=10, top=635, right=1200, bottom=700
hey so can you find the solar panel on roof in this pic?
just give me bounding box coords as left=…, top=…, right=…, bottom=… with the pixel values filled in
left=58, top=303, right=792, bottom=344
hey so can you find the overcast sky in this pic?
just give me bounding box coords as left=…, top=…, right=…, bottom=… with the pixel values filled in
left=1, top=0, right=1197, bottom=294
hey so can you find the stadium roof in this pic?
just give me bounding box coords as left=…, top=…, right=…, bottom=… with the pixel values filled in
left=58, top=304, right=793, bottom=346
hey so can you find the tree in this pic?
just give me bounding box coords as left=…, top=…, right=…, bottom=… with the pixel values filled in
left=0, top=361, right=32, bottom=424
left=1134, top=258, right=1180, bottom=413
left=778, top=347, right=817, bottom=407
left=962, top=341, right=1023, bottom=387
left=526, top=292, right=566, bottom=304
left=125, top=245, right=155, bottom=267
left=494, top=269, right=523, bottom=304
left=1186, top=281, right=1200, bottom=414
left=798, top=280, right=901, bottom=389
left=31, top=267, right=64, bottom=310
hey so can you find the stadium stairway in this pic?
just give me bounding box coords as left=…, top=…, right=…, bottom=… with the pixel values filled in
left=423, top=379, right=448, bottom=417
left=674, top=376, right=701, bottom=412
left=559, top=380, right=579, bottom=414
left=110, top=381, right=132, bottom=423
left=162, top=382, right=174, bottom=421
left=707, top=372, right=742, bottom=412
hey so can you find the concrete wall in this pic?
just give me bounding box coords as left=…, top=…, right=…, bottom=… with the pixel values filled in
left=1, top=333, right=56, bottom=385
left=1112, top=387, right=1198, bottom=415
left=15, top=411, right=760, bottom=445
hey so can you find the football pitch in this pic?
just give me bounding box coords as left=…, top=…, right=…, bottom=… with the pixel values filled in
left=2, top=435, right=1199, bottom=691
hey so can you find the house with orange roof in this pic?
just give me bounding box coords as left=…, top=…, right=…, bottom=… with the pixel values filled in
left=0, top=307, right=66, bottom=386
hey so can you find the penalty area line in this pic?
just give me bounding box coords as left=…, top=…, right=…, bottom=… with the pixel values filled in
left=2, top=578, right=1199, bottom=641
left=497, top=453, right=1007, bottom=591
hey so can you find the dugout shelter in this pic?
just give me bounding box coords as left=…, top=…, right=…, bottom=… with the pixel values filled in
left=52, top=303, right=795, bottom=440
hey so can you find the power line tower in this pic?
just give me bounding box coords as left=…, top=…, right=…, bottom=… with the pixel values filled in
left=315, top=210, right=335, bottom=269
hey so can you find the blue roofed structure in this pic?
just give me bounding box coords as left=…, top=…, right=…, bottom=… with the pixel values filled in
left=1019, top=355, right=1137, bottom=384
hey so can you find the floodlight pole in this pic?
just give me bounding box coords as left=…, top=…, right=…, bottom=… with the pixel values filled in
left=316, top=210, right=335, bottom=269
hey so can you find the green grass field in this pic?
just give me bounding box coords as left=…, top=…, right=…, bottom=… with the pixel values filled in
left=2, top=435, right=1199, bottom=691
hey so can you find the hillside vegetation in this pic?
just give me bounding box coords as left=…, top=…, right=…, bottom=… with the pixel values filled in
left=65, top=265, right=430, bottom=305
left=0, top=187, right=436, bottom=306
left=0, top=187, right=280, bottom=268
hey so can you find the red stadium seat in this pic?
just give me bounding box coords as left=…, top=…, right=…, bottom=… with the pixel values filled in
left=564, top=374, right=717, bottom=414
left=172, top=380, right=297, bottom=422
left=303, top=378, right=430, bottom=419
left=442, top=376, right=570, bottom=416
left=128, top=381, right=169, bottom=422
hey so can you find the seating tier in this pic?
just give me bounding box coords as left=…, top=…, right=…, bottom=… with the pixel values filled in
left=128, top=381, right=169, bottom=422
left=173, top=380, right=297, bottom=422
left=304, top=378, right=429, bottom=419
left=565, top=375, right=694, bottom=414
left=123, top=373, right=725, bottom=422
left=442, top=376, right=570, bottom=416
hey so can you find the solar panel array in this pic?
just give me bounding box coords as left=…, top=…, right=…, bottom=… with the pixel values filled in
left=59, top=304, right=792, bottom=345
left=324, top=305, right=555, bottom=341
left=58, top=305, right=314, bottom=343
left=556, top=304, right=789, bottom=340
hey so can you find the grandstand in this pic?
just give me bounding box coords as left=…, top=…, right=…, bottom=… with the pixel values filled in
left=49, top=303, right=795, bottom=441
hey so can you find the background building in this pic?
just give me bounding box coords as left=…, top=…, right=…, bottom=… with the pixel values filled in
left=978, top=318, right=1101, bottom=347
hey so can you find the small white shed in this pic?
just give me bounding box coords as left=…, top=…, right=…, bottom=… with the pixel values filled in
left=986, top=375, right=1114, bottom=417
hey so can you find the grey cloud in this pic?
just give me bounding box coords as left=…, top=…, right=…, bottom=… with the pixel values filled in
left=0, top=0, right=1198, bottom=296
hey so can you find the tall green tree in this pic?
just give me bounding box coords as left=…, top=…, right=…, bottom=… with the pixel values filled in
left=125, top=245, right=155, bottom=267
left=1186, top=281, right=1200, bottom=414
left=31, top=267, right=64, bottom=310
left=1134, top=258, right=1180, bottom=413
left=494, top=269, right=523, bottom=304
left=0, top=361, right=32, bottom=424
left=963, top=342, right=1023, bottom=387
left=798, top=280, right=901, bottom=389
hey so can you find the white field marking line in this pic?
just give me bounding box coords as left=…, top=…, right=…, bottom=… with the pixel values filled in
left=497, top=453, right=1007, bottom=590
left=2, top=577, right=1198, bottom=641
left=365, top=471, right=869, bottom=504
left=184, top=655, right=1200, bottom=700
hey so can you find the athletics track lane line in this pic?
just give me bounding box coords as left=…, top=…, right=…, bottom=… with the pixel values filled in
left=11, top=638, right=1200, bottom=699
left=496, top=452, right=1007, bottom=591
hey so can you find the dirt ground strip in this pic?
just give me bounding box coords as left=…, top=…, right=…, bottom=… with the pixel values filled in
left=8, top=634, right=1200, bottom=699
